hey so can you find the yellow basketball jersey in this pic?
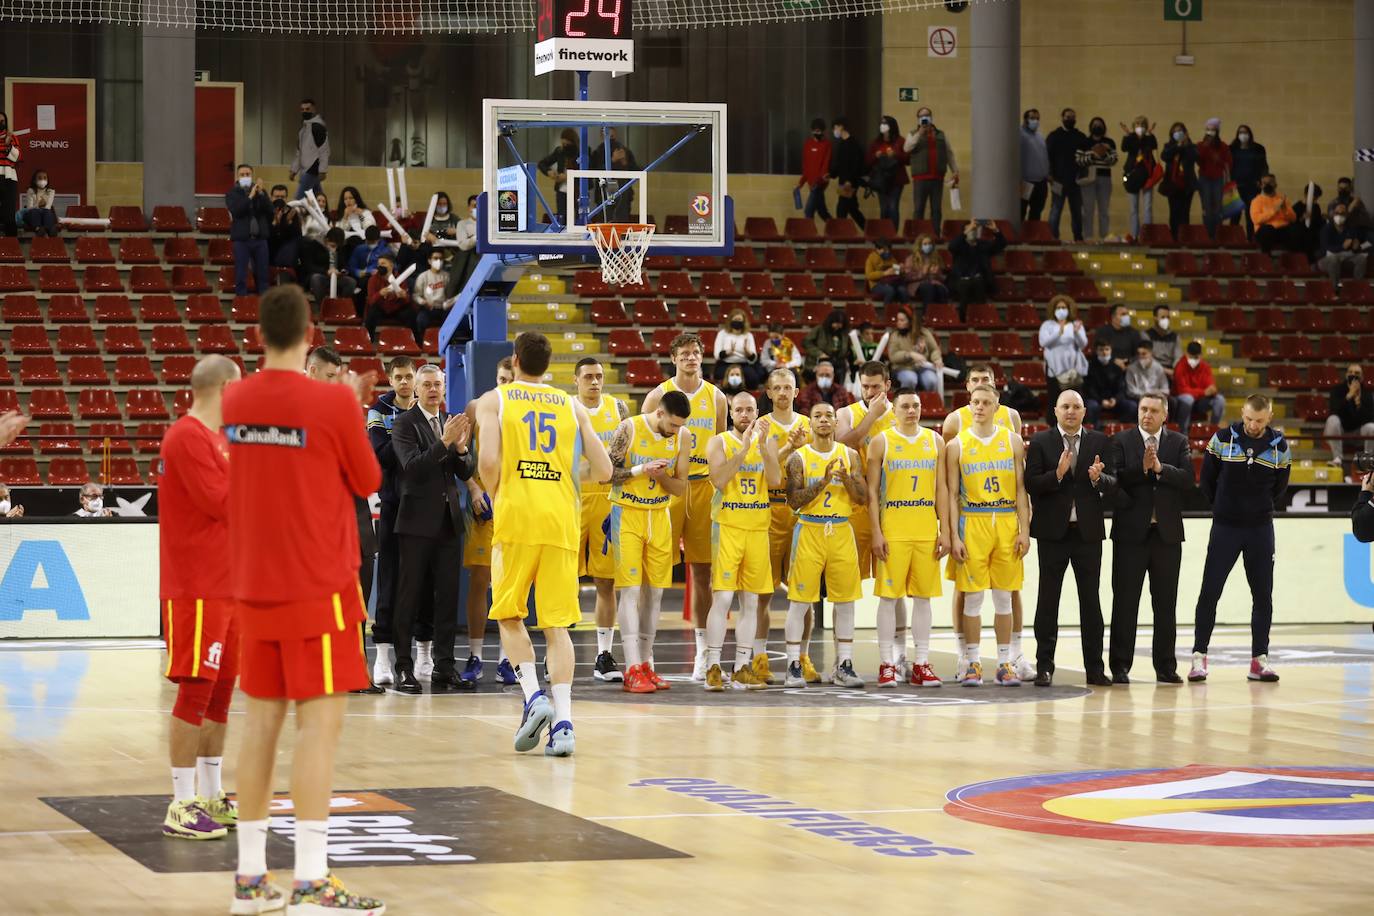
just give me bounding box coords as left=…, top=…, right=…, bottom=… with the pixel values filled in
left=954, top=403, right=1015, bottom=432
left=494, top=382, right=581, bottom=549
left=580, top=394, right=623, bottom=495
left=764, top=411, right=811, bottom=505
left=957, top=425, right=1017, bottom=513
left=610, top=413, right=680, bottom=510
left=878, top=426, right=941, bottom=541
left=711, top=432, right=770, bottom=530
left=663, top=377, right=719, bottom=479
left=842, top=398, right=896, bottom=463
left=795, top=443, right=854, bottom=525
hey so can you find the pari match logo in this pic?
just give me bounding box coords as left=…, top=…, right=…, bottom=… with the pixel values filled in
left=945, top=766, right=1374, bottom=847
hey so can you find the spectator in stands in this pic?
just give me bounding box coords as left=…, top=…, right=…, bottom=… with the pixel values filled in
left=0, top=482, right=23, bottom=518
left=1084, top=340, right=1133, bottom=427
left=226, top=164, right=272, bottom=297
left=761, top=323, right=802, bottom=373
left=306, top=227, right=357, bottom=307
left=1319, top=202, right=1369, bottom=285
left=1020, top=108, right=1049, bottom=222
left=947, top=219, right=1006, bottom=317
left=904, top=233, right=948, bottom=309
left=1291, top=182, right=1326, bottom=263
left=798, top=118, right=832, bottom=221
left=20, top=169, right=58, bottom=238
left=1147, top=304, right=1181, bottom=382
left=796, top=359, right=855, bottom=414
left=290, top=98, right=330, bottom=201
left=75, top=483, right=113, bottom=518
left=1126, top=341, right=1169, bottom=414
left=1251, top=174, right=1301, bottom=255
left=866, top=115, right=910, bottom=225
left=268, top=184, right=302, bottom=275
left=0, top=111, right=18, bottom=238
left=1047, top=107, right=1089, bottom=242
left=1229, top=125, right=1268, bottom=240
left=713, top=306, right=764, bottom=388
left=803, top=309, right=851, bottom=377
left=1079, top=117, right=1118, bottom=240
left=1333, top=176, right=1371, bottom=234
left=591, top=139, right=639, bottom=223
left=349, top=225, right=390, bottom=285
left=904, top=106, right=958, bottom=231
left=539, top=129, right=579, bottom=222
left=1195, top=118, right=1232, bottom=240
left=1095, top=305, right=1143, bottom=368
left=335, top=186, right=376, bottom=260
left=425, top=191, right=459, bottom=251
left=298, top=188, right=332, bottom=242
left=1173, top=340, right=1224, bottom=427
left=1119, top=116, right=1158, bottom=239
left=1039, top=294, right=1088, bottom=407
left=865, top=239, right=910, bottom=305
left=365, top=253, right=419, bottom=344
left=886, top=306, right=942, bottom=392
left=447, top=194, right=479, bottom=296
left=829, top=117, right=866, bottom=228
left=849, top=320, right=886, bottom=371
left=412, top=250, right=451, bottom=342
left=394, top=233, right=432, bottom=292
left=1324, top=363, right=1374, bottom=470
left=1160, top=122, right=1198, bottom=241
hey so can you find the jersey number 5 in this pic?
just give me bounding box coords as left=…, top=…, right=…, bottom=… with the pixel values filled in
left=522, top=411, right=558, bottom=453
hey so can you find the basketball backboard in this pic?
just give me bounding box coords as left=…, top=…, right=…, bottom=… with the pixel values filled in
left=477, top=98, right=731, bottom=257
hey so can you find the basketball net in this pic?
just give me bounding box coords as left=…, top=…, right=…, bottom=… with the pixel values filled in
left=587, top=223, right=656, bottom=286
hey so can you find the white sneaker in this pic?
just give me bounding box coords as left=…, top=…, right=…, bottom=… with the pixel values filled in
left=1188, top=651, right=1208, bottom=683
left=690, top=650, right=708, bottom=682
left=1014, top=654, right=1036, bottom=681
left=897, top=654, right=913, bottom=682
left=372, top=645, right=395, bottom=686
left=415, top=641, right=435, bottom=679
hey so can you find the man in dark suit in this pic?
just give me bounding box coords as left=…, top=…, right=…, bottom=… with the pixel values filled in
left=1108, top=392, right=1195, bottom=684
left=225, top=163, right=273, bottom=297
left=1025, top=390, right=1116, bottom=687
left=390, top=363, right=476, bottom=693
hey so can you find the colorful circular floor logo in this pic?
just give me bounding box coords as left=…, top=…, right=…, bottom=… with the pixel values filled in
left=945, top=765, right=1374, bottom=847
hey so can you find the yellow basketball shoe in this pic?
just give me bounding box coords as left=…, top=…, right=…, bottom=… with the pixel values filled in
left=751, top=652, right=776, bottom=686
left=799, top=654, right=821, bottom=684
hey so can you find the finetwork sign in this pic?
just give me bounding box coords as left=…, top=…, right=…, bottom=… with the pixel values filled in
left=534, top=38, right=636, bottom=75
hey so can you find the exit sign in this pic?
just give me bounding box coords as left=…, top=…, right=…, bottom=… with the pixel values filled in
left=898, top=87, right=919, bottom=102
left=1164, top=0, right=1201, bottom=21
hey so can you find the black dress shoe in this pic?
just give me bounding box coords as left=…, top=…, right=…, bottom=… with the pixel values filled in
left=394, top=667, right=422, bottom=694
left=1111, top=669, right=1130, bottom=685
left=1086, top=672, right=1113, bottom=686
left=431, top=671, right=476, bottom=692
left=351, top=680, right=386, bottom=695
left=1156, top=671, right=1183, bottom=684
left=1033, top=670, right=1053, bottom=687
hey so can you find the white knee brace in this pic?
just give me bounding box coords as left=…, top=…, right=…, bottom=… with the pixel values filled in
left=991, top=589, right=1013, bottom=616
left=962, top=591, right=985, bottom=619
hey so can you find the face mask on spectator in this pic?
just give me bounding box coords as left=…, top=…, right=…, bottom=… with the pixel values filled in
left=1026, top=118, right=1039, bottom=131
left=920, top=243, right=934, bottom=255
left=817, top=375, right=833, bottom=390
left=832, top=128, right=842, bottom=139
left=84, top=497, right=103, bottom=512
left=1238, top=132, right=1250, bottom=143
left=879, top=123, right=889, bottom=135
left=238, top=176, right=252, bottom=188
left=1172, top=130, right=1185, bottom=142
left=469, top=207, right=477, bottom=219
left=1119, top=314, right=1132, bottom=327
left=1090, top=123, right=1105, bottom=137
left=731, top=320, right=744, bottom=331
left=880, top=249, right=891, bottom=259
left=430, top=258, right=443, bottom=270
left=36, top=179, right=47, bottom=189
left=1138, top=355, right=1152, bottom=367
left=1054, top=307, right=1069, bottom=321
left=1063, top=117, right=1076, bottom=129
left=727, top=373, right=743, bottom=388
left=301, top=111, right=312, bottom=121
left=1187, top=357, right=1201, bottom=369
left=919, top=114, right=932, bottom=126
left=0, top=500, right=9, bottom=515
left=1097, top=353, right=1112, bottom=365
left=1156, top=317, right=1170, bottom=330
left=1335, top=215, right=1347, bottom=228
left=1262, top=182, right=1277, bottom=194
left=1205, top=130, right=1218, bottom=138
left=436, top=205, right=449, bottom=216
left=812, top=130, right=823, bottom=140
left=1135, top=126, right=1146, bottom=137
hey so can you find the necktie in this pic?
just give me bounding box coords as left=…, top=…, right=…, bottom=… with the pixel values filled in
left=430, top=415, right=442, bottom=440
left=1146, top=434, right=1158, bottom=523
left=1065, top=433, right=1079, bottom=523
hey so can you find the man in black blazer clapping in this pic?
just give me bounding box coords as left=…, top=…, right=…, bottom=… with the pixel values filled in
left=1025, top=390, right=1117, bottom=687
left=390, top=364, right=477, bottom=693
left=1108, top=392, right=1194, bottom=684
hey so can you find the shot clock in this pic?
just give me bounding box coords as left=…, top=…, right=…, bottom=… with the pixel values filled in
left=534, top=0, right=636, bottom=75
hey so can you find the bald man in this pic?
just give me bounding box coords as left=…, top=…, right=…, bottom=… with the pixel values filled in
left=1023, top=390, right=1115, bottom=686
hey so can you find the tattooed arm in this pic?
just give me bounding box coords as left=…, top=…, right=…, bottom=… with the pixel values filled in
left=842, top=447, right=868, bottom=506
left=786, top=451, right=829, bottom=512
left=606, top=420, right=635, bottom=484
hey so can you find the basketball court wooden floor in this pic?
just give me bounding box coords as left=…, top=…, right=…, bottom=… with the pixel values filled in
left=2, top=620, right=1372, bottom=915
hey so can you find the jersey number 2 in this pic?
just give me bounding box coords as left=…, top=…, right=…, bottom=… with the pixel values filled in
left=522, top=411, right=558, bottom=453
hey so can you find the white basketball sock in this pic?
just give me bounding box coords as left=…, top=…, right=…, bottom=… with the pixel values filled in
left=196, top=756, right=223, bottom=799
left=694, top=628, right=707, bottom=655
left=171, top=767, right=196, bottom=804
left=834, top=602, right=855, bottom=663
left=293, top=819, right=329, bottom=883
left=910, top=598, right=933, bottom=665
left=618, top=586, right=643, bottom=667
left=596, top=627, right=614, bottom=654
left=237, top=819, right=268, bottom=876
left=516, top=662, right=540, bottom=701
left=551, top=682, right=572, bottom=725
left=733, top=594, right=759, bottom=670
left=876, top=598, right=897, bottom=666
left=705, top=590, right=733, bottom=669
left=785, top=601, right=808, bottom=663
left=468, top=637, right=483, bottom=659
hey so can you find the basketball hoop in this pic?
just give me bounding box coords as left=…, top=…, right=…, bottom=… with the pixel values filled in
left=587, top=222, right=656, bottom=286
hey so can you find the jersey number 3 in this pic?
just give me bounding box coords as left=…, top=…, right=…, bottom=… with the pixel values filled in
left=522, top=411, right=558, bottom=453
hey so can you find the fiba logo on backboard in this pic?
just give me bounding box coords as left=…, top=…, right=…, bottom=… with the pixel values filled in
left=689, top=194, right=713, bottom=234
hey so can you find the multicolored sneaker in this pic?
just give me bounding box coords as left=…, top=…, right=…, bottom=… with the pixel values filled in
left=995, top=662, right=1022, bottom=686
left=646, top=665, right=671, bottom=690
left=784, top=660, right=807, bottom=688
left=460, top=654, right=483, bottom=683
left=752, top=652, right=776, bottom=685
left=1248, top=654, right=1280, bottom=682
left=1188, top=652, right=1208, bottom=683
left=199, top=792, right=237, bottom=830
left=162, top=798, right=226, bottom=840
left=704, top=663, right=725, bottom=692
left=909, top=662, right=943, bottom=687
left=877, top=662, right=898, bottom=688
left=799, top=654, right=821, bottom=684
left=955, top=659, right=970, bottom=683
left=961, top=661, right=983, bottom=687
left=622, top=663, right=657, bottom=694
left=287, top=873, right=385, bottom=914
left=230, top=873, right=285, bottom=915
left=545, top=721, right=575, bottom=757
left=514, top=690, right=554, bottom=753
left=731, top=664, right=767, bottom=690
left=833, top=659, right=865, bottom=688
left=496, top=658, right=518, bottom=686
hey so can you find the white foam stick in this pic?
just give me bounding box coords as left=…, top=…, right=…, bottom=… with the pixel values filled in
left=329, top=272, right=337, bottom=299
left=388, top=262, right=416, bottom=294
left=420, top=193, right=439, bottom=241
left=432, top=239, right=464, bottom=248
left=386, top=167, right=397, bottom=212
left=377, top=203, right=412, bottom=244
left=397, top=167, right=409, bottom=215
left=1305, top=180, right=1315, bottom=227
left=59, top=217, right=110, bottom=228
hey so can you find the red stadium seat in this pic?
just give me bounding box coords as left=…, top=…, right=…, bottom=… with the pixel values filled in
left=1012, top=362, right=1047, bottom=388
left=1241, top=252, right=1278, bottom=276
left=798, top=301, right=832, bottom=327
left=11, top=326, right=52, bottom=354
left=1139, top=224, right=1175, bottom=248
left=700, top=272, right=740, bottom=298
left=2, top=294, right=41, bottom=323
left=1341, top=280, right=1374, bottom=305
left=172, top=265, right=212, bottom=294
left=903, top=219, right=937, bottom=241
left=784, top=218, right=821, bottom=243
left=844, top=247, right=872, bottom=272
left=1292, top=307, right=1327, bottom=333
left=0, top=391, right=18, bottom=414
left=1253, top=308, right=1288, bottom=333
left=1310, top=364, right=1344, bottom=389
left=782, top=274, right=822, bottom=299
left=376, top=328, right=421, bottom=356
left=218, top=266, right=254, bottom=294
left=47, top=458, right=92, bottom=486
left=822, top=275, right=860, bottom=300
left=923, top=302, right=961, bottom=329
left=650, top=328, right=678, bottom=355
left=758, top=300, right=796, bottom=327
left=207, top=239, right=234, bottom=265
left=333, top=327, right=376, bottom=355
left=571, top=270, right=609, bottom=297
left=1215, top=224, right=1252, bottom=248
left=1202, top=252, right=1243, bottom=277
left=742, top=217, right=782, bottom=242
left=29, top=236, right=70, bottom=263
left=1294, top=393, right=1329, bottom=422
left=1305, top=280, right=1339, bottom=305
left=1330, top=310, right=1365, bottom=335
left=657, top=272, right=696, bottom=298
left=989, top=332, right=1031, bottom=359
left=1266, top=364, right=1304, bottom=390
left=794, top=247, right=835, bottom=272
left=0, top=237, right=22, bottom=263
left=1280, top=251, right=1319, bottom=277
left=1239, top=335, right=1273, bottom=360
left=20, top=357, right=62, bottom=386
left=1021, top=276, right=1056, bottom=302
left=197, top=207, right=232, bottom=234
left=824, top=218, right=862, bottom=242
left=28, top=388, right=72, bottom=418
left=57, top=326, right=99, bottom=355
left=109, top=206, right=149, bottom=232
left=242, top=327, right=264, bottom=354
left=677, top=254, right=715, bottom=271
left=1065, top=277, right=1104, bottom=302
left=964, top=302, right=1001, bottom=329
left=1266, top=280, right=1304, bottom=306
left=947, top=332, right=988, bottom=358
left=195, top=324, right=238, bottom=354
left=422, top=327, right=441, bottom=356
left=940, top=220, right=966, bottom=242
left=1177, top=224, right=1216, bottom=249
left=675, top=300, right=715, bottom=327
left=864, top=218, right=898, bottom=242
left=740, top=273, right=784, bottom=299
left=1019, top=220, right=1056, bottom=245
left=104, top=327, right=146, bottom=355
left=1278, top=336, right=1315, bottom=361
left=151, top=326, right=193, bottom=353
left=38, top=423, right=81, bottom=454
left=163, top=238, right=203, bottom=264
left=589, top=300, right=630, bottom=327
left=608, top=329, right=651, bottom=356
left=161, top=356, right=195, bottom=385
left=89, top=423, right=133, bottom=454
left=82, top=266, right=124, bottom=293
left=0, top=458, right=42, bottom=485
left=173, top=389, right=194, bottom=417
left=114, top=356, right=157, bottom=385
left=77, top=388, right=121, bottom=418
left=182, top=294, right=222, bottom=324
left=318, top=298, right=358, bottom=326
left=136, top=296, right=179, bottom=325
left=1041, top=250, right=1081, bottom=275
left=93, top=295, right=135, bottom=324
left=46, top=295, right=88, bottom=324
left=1001, top=250, right=1039, bottom=275
left=624, top=358, right=664, bottom=388
left=722, top=247, right=759, bottom=271
left=152, top=205, right=193, bottom=233
left=39, top=265, right=79, bottom=293
left=0, top=265, right=33, bottom=293
left=1166, top=252, right=1203, bottom=277
left=146, top=457, right=164, bottom=484
left=118, top=237, right=158, bottom=264
left=230, top=295, right=259, bottom=324
left=1228, top=279, right=1267, bottom=305
left=917, top=391, right=946, bottom=419
left=1006, top=303, right=1041, bottom=330
left=105, top=457, right=146, bottom=486
left=129, top=266, right=170, bottom=294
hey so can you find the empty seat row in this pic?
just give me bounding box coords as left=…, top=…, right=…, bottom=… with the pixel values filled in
left=1167, top=250, right=1323, bottom=279
left=0, top=456, right=156, bottom=486
left=0, top=387, right=187, bottom=420
left=740, top=216, right=1025, bottom=245
left=1138, top=222, right=1253, bottom=250
left=0, top=264, right=243, bottom=294
left=2, top=293, right=260, bottom=325
left=1190, top=278, right=1371, bottom=306
left=1214, top=306, right=1370, bottom=334
left=0, top=235, right=240, bottom=266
